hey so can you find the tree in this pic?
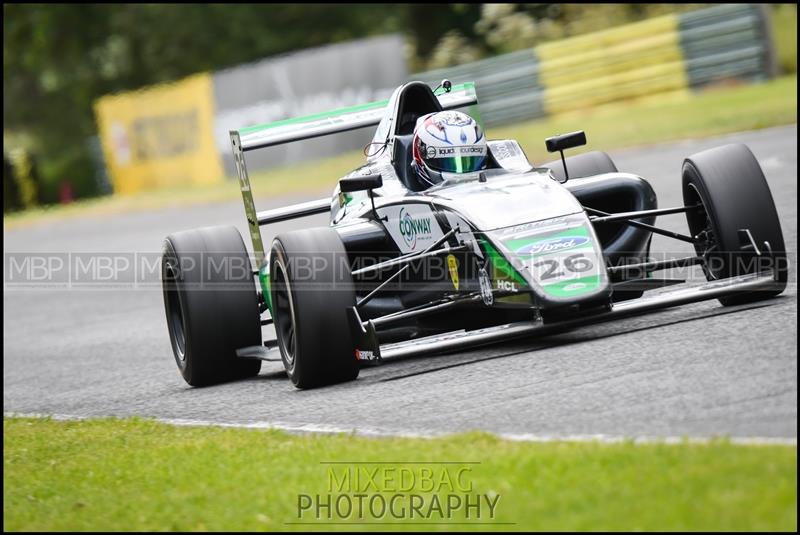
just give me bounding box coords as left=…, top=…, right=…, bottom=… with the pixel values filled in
left=3, top=4, right=409, bottom=202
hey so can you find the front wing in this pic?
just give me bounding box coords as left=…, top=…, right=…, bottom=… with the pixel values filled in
left=238, top=268, right=779, bottom=365
left=376, top=269, right=779, bottom=360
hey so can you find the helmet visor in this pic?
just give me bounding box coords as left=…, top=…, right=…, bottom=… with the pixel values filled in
left=425, top=146, right=487, bottom=174
left=429, top=155, right=486, bottom=173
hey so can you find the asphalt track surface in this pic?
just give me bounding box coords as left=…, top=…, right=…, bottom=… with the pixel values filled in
left=4, top=125, right=797, bottom=439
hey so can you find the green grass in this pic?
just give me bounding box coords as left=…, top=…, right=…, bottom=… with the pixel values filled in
left=3, top=75, right=797, bottom=231
left=772, top=4, right=797, bottom=75
left=494, top=74, right=798, bottom=164
left=3, top=417, right=796, bottom=531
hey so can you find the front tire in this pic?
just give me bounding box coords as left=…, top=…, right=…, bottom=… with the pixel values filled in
left=270, top=227, right=359, bottom=389
left=162, top=226, right=262, bottom=386
left=682, top=143, right=787, bottom=306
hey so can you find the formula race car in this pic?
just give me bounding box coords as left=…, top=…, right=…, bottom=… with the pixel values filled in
left=161, top=80, right=787, bottom=389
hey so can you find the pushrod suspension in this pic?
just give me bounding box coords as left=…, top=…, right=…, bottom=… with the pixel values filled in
left=354, top=227, right=460, bottom=308
left=583, top=206, right=700, bottom=244
left=589, top=204, right=702, bottom=224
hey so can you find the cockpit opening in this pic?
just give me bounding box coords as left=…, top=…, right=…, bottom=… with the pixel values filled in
left=394, top=82, right=443, bottom=135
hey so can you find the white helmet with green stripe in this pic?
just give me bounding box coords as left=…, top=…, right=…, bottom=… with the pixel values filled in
left=411, top=110, right=487, bottom=187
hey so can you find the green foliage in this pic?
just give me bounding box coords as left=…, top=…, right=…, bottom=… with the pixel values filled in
left=4, top=417, right=797, bottom=531
left=3, top=154, right=21, bottom=212
left=37, top=145, right=97, bottom=203
left=3, top=4, right=409, bottom=203
left=458, top=3, right=709, bottom=63
left=405, top=4, right=485, bottom=68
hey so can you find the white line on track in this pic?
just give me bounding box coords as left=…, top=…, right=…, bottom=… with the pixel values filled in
left=5, top=412, right=796, bottom=447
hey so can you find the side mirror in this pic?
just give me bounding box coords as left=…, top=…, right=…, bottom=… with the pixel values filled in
left=545, top=131, right=586, bottom=153
left=339, top=173, right=383, bottom=193
left=544, top=131, right=587, bottom=183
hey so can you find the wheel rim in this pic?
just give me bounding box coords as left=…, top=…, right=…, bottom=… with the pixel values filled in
left=164, top=262, right=187, bottom=361
left=272, top=259, right=298, bottom=368
left=685, top=182, right=721, bottom=280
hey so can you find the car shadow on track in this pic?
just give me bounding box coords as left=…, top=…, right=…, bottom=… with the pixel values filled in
left=366, top=300, right=782, bottom=384
left=224, top=299, right=782, bottom=391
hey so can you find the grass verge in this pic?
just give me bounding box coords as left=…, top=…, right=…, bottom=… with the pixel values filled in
left=493, top=74, right=797, bottom=163
left=771, top=4, right=797, bottom=76
left=3, top=417, right=796, bottom=531
left=4, top=75, right=797, bottom=231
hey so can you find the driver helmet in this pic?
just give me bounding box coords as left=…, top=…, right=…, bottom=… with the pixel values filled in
left=411, top=110, right=487, bottom=187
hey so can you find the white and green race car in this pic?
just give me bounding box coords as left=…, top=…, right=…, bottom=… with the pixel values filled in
left=161, top=80, right=787, bottom=389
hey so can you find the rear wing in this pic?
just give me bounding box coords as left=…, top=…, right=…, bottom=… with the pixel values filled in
left=229, top=82, right=479, bottom=267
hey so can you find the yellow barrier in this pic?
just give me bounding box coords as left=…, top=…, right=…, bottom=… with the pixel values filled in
left=537, top=14, right=689, bottom=115
left=94, top=73, right=222, bottom=195
left=537, top=14, right=678, bottom=59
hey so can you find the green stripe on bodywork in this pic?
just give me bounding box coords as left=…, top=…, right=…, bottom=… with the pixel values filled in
left=499, top=224, right=604, bottom=299
left=446, top=82, right=476, bottom=94
left=479, top=238, right=526, bottom=285
left=237, top=82, right=477, bottom=136
left=542, top=274, right=602, bottom=298
left=259, top=265, right=272, bottom=314
left=238, top=100, right=388, bottom=135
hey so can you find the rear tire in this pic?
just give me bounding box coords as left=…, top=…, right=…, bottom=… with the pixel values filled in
left=682, top=144, right=787, bottom=306
left=270, top=227, right=359, bottom=389
left=162, top=226, right=262, bottom=386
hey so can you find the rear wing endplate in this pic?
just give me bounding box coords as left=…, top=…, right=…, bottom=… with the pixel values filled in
left=229, top=82, right=478, bottom=267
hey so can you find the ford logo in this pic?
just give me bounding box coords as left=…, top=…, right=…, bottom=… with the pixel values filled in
left=516, top=236, right=589, bottom=256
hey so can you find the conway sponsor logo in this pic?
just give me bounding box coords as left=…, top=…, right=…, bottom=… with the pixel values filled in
left=516, top=236, right=589, bottom=256
left=399, top=208, right=432, bottom=250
